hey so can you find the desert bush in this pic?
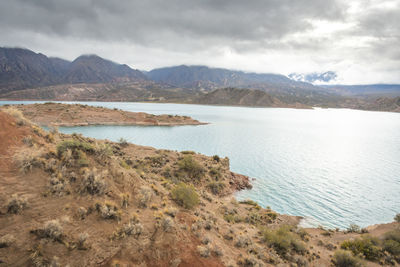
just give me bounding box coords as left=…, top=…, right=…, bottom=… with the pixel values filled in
left=13, top=147, right=44, bottom=173
left=23, top=136, right=34, bottom=146
left=383, top=229, right=400, bottom=257
left=209, top=167, right=222, bottom=180
left=97, top=201, right=121, bottom=220
left=235, top=235, right=252, bottom=248
left=347, top=223, right=361, bottom=233
left=43, top=219, right=63, bottom=241
left=118, top=138, right=128, bottom=147
left=56, top=139, right=94, bottom=158
left=7, top=194, right=27, bottom=214
left=164, top=207, right=178, bottom=217
left=138, top=187, right=152, bottom=208
left=212, top=155, right=220, bottom=162
left=120, top=193, right=130, bottom=208
left=3, top=107, right=27, bottom=125
left=262, top=225, right=306, bottom=256
left=176, top=155, right=205, bottom=181
left=77, top=232, right=89, bottom=249
left=197, top=245, right=210, bottom=257
left=171, top=183, right=199, bottom=209
left=49, top=173, right=69, bottom=196
left=112, top=218, right=143, bottom=240
left=333, top=250, right=362, bottom=267
left=224, top=214, right=242, bottom=224
left=78, top=207, right=87, bottom=220
left=239, top=199, right=260, bottom=208
left=0, top=234, right=15, bottom=248
left=162, top=216, right=175, bottom=232
left=207, top=181, right=225, bottom=195
left=80, top=169, right=107, bottom=195
left=341, top=235, right=382, bottom=261
left=181, top=150, right=195, bottom=155
left=94, top=142, right=113, bottom=160
left=395, top=213, right=400, bottom=223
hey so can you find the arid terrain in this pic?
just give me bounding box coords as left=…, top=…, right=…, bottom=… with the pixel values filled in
left=0, top=103, right=205, bottom=126
left=0, top=110, right=399, bottom=267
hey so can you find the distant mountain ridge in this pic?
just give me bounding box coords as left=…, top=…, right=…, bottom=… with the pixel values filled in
left=147, top=65, right=317, bottom=92
left=0, top=47, right=147, bottom=94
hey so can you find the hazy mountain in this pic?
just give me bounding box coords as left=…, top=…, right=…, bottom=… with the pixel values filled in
left=0, top=47, right=147, bottom=93
left=193, top=87, right=310, bottom=108
left=147, top=65, right=316, bottom=92
left=289, top=71, right=337, bottom=83
left=322, top=84, right=400, bottom=97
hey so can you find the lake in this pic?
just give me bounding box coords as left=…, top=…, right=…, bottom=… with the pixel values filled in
left=2, top=101, right=399, bottom=228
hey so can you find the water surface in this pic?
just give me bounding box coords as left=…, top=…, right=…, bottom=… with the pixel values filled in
left=2, top=101, right=399, bottom=228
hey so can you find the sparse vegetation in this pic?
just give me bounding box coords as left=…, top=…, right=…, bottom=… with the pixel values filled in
left=341, top=235, right=382, bottom=261
left=262, top=225, right=306, bottom=256
left=56, top=139, right=94, bottom=158
left=171, top=183, right=199, bottom=209
left=197, top=245, right=210, bottom=257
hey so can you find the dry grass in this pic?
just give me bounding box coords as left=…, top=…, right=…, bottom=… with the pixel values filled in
left=2, top=107, right=28, bottom=126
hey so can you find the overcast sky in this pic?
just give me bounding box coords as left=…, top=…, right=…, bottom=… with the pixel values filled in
left=0, top=0, right=399, bottom=84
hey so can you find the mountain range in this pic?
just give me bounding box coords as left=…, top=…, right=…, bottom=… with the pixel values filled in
left=0, top=47, right=399, bottom=112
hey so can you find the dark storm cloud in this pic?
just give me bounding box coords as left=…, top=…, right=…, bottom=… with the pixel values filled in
left=0, top=0, right=346, bottom=51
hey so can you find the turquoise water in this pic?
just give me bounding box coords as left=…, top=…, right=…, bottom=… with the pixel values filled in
left=2, top=101, right=400, bottom=228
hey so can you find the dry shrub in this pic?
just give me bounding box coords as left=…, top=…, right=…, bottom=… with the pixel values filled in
left=77, top=232, right=89, bottom=249
left=120, top=193, right=130, bottom=208
left=43, top=220, right=63, bottom=241
left=162, top=216, right=175, bottom=232
left=197, top=245, right=210, bottom=258
left=138, top=187, right=152, bottom=208
left=96, top=201, right=121, bottom=220
left=333, top=250, right=362, bottom=267
left=13, top=147, right=44, bottom=173
left=7, top=194, right=27, bottom=214
left=112, top=216, right=143, bottom=240
left=80, top=169, right=107, bottom=195
left=3, top=107, right=27, bottom=125
left=0, top=234, right=15, bottom=248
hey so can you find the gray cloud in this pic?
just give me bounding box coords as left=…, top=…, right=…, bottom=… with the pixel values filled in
left=0, top=0, right=399, bottom=83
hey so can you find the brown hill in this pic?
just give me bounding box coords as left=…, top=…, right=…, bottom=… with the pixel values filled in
left=0, top=110, right=399, bottom=266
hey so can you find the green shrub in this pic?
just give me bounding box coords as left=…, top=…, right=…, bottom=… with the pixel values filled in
left=383, top=229, right=400, bottom=256
left=56, top=140, right=94, bottom=157
left=171, top=183, right=199, bottom=209
left=181, top=150, right=195, bottom=155
left=395, top=213, right=400, bottom=223
left=341, top=235, right=382, bottom=261
left=224, top=214, right=242, bottom=224
left=207, top=181, right=225, bottom=195
left=177, top=155, right=205, bottom=181
left=333, top=250, right=362, bottom=267
left=239, top=199, right=260, bottom=208
left=262, top=225, right=306, bottom=256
